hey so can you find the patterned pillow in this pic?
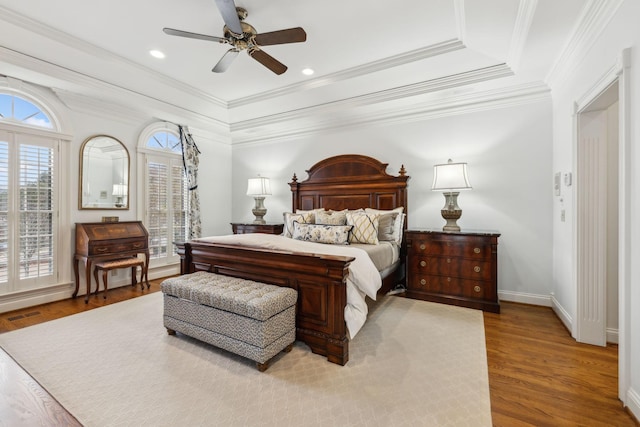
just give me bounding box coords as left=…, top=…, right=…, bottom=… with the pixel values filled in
left=292, top=222, right=352, bottom=245
left=316, top=210, right=347, bottom=225
left=365, top=207, right=405, bottom=245
left=295, top=208, right=325, bottom=223
left=283, top=212, right=314, bottom=238
left=346, top=212, right=380, bottom=244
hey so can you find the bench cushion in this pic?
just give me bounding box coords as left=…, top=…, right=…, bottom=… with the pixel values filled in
left=94, top=257, right=144, bottom=269
left=161, top=271, right=297, bottom=321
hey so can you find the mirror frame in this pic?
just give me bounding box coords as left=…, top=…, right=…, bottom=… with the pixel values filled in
left=79, top=135, right=130, bottom=210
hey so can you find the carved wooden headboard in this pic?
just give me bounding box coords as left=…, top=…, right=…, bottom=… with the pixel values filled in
left=289, top=154, right=409, bottom=219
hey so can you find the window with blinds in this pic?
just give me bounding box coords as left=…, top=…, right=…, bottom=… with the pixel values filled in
left=144, top=128, right=188, bottom=266
left=0, top=132, right=57, bottom=292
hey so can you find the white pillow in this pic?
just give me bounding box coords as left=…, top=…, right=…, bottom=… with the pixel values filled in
left=283, top=212, right=314, bottom=238
left=346, top=212, right=380, bottom=245
left=365, top=207, right=405, bottom=245
left=292, top=222, right=352, bottom=245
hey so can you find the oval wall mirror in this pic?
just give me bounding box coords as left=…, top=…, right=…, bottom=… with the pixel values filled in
left=79, top=135, right=130, bottom=210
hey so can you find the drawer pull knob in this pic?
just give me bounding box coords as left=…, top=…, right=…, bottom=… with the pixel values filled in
left=474, top=285, right=481, bottom=293
left=447, top=258, right=451, bottom=263
left=419, top=244, right=426, bottom=250
left=420, top=260, right=426, bottom=267
left=474, top=247, right=481, bottom=254
left=447, top=277, right=451, bottom=282
left=420, top=279, right=426, bottom=286
left=474, top=266, right=481, bottom=273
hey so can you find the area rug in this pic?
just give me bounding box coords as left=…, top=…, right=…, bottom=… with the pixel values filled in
left=0, top=293, right=491, bottom=427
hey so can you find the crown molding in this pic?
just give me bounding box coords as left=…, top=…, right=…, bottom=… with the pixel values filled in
left=232, top=63, right=513, bottom=132
left=545, top=0, right=624, bottom=88
left=1, top=46, right=228, bottom=133
left=231, top=81, right=550, bottom=147
left=507, top=0, right=538, bottom=72
left=0, top=5, right=226, bottom=109
left=454, top=0, right=467, bottom=43
left=228, top=39, right=466, bottom=108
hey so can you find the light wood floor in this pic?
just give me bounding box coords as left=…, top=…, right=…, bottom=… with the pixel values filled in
left=0, top=279, right=637, bottom=426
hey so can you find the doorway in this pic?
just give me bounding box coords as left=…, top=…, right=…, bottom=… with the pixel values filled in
left=576, top=80, right=619, bottom=347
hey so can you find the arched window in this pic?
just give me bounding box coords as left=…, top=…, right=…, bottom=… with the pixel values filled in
left=138, top=123, right=188, bottom=267
left=0, top=93, right=54, bottom=129
left=0, top=90, right=61, bottom=293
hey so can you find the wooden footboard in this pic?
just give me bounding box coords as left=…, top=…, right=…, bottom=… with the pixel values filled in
left=176, top=241, right=355, bottom=365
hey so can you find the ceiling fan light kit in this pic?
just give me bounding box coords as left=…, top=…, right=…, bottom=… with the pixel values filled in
left=163, top=2, right=306, bottom=75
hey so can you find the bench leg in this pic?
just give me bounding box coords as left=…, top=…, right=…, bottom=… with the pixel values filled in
left=166, top=328, right=176, bottom=335
left=256, top=361, right=269, bottom=372
left=131, top=266, right=140, bottom=289
left=101, top=270, right=109, bottom=299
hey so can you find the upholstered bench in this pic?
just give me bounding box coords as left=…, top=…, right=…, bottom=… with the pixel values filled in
left=161, top=271, right=297, bottom=371
left=92, top=257, right=148, bottom=301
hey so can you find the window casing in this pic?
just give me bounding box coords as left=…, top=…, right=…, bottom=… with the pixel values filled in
left=139, top=126, right=188, bottom=267
left=0, top=94, right=59, bottom=294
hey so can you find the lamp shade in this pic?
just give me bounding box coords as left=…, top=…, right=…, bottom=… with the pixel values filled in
left=246, top=177, right=272, bottom=196
left=112, top=183, right=127, bottom=197
left=431, top=159, right=472, bottom=191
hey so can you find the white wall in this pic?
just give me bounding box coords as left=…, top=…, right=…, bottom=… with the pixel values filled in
left=549, top=0, right=640, bottom=417
left=231, top=98, right=554, bottom=303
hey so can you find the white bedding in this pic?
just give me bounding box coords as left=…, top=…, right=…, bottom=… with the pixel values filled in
left=194, top=233, right=384, bottom=338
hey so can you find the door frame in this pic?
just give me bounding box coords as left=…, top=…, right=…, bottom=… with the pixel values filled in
left=573, top=48, right=630, bottom=404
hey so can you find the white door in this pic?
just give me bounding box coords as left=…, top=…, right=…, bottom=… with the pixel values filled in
left=576, top=110, right=608, bottom=346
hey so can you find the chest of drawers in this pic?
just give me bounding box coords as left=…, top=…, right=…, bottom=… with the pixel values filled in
left=404, top=229, right=500, bottom=313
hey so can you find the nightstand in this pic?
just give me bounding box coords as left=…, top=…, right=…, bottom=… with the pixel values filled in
left=230, top=222, right=284, bottom=235
left=404, top=229, right=500, bottom=313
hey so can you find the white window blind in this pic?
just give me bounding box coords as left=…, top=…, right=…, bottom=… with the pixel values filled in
left=0, top=130, right=58, bottom=293
left=146, top=155, right=188, bottom=264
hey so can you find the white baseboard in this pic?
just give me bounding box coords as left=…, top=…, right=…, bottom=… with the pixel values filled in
left=606, top=328, right=619, bottom=344
left=550, top=294, right=573, bottom=336
left=0, top=283, right=74, bottom=313
left=626, top=387, right=640, bottom=423
left=498, top=290, right=552, bottom=306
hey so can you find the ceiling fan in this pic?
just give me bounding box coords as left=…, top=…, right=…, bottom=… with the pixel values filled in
left=163, top=0, right=307, bottom=75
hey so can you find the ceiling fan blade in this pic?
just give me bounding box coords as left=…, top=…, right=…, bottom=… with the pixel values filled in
left=213, top=0, right=243, bottom=36
left=254, top=27, right=307, bottom=46
left=163, top=28, right=226, bottom=43
left=212, top=48, right=239, bottom=73
left=249, top=49, right=287, bottom=75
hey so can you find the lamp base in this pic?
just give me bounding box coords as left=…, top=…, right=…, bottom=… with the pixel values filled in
left=252, top=197, right=267, bottom=224
left=440, top=192, right=462, bottom=232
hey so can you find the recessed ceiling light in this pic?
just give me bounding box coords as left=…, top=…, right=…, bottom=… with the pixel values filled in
left=149, top=50, right=165, bottom=59
left=302, top=68, right=314, bottom=76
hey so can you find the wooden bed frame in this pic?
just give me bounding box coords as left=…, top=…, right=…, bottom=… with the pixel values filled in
left=176, top=154, right=409, bottom=365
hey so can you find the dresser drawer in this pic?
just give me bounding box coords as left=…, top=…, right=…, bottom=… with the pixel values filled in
left=408, top=255, right=492, bottom=280
left=89, top=239, right=146, bottom=255
left=409, top=236, right=491, bottom=259
left=407, top=274, right=489, bottom=300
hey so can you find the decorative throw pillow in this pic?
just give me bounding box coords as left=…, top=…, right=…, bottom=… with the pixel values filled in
left=295, top=208, right=325, bottom=224
left=292, top=222, right=352, bottom=245
left=283, top=212, right=314, bottom=238
left=346, top=212, right=380, bottom=245
left=365, top=207, right=405, bottom=245
left=315, top=210, right=347, bottom=225
left=376, top=212, right=398, bottom=241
